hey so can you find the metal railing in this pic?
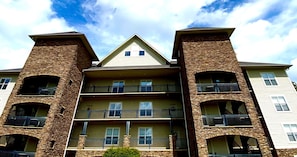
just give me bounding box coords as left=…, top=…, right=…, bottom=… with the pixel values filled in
left=202, top=114, right=251, bottom=126
left=208, top=154, right=261, bottom=157
left=82, top=84, right=180, bottom=93
left=130, top=138, right=169, bottom=149
left=0, top=150, right=35, bottom=157
left=19, top=87, right=57, bottom=95
left=75, top=109, right=183, bottom=119
left=197, top=83, right=240, bottom=93
left=5, top=116, right=46, bottom=127
left=84, top=138, right=123, bottom=148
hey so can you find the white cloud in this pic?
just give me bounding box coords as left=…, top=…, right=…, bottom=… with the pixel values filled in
left=0, top=0, right=74, bottom=69
left=81, top=0, right=216, bottom=59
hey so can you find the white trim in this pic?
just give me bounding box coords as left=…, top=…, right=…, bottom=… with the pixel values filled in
left=108, top=102, right=122, bottom=118
left=270, top=95, right=291, bottom=112
left=260, top=72, right=278, bottom=87
left=139, top=102, right=153, bottom=117
left=282, top=123, right=297, bottom=143
left=105, top=127, right=120, bottom=145
left=138, top=127, right=153, bottom=145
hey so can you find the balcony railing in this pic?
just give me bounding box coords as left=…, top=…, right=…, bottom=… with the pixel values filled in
left=208, top=154, right=261, bottom=157
left=75, top=109, right=183, bottom=119
left=197, top=83, right=240, bottom=93
left=0, top=150, right=35, bottom=157
left=130, top=138, right=169, bottom=149
left=19, top=87, right=57, bottom=95
left=5, top=116, right=46, bottom=127
left=84, top=138, right=123, bottom=148
left=82, top=84, right=180, bottom=93
left=202, top=114, right=251, bottom=126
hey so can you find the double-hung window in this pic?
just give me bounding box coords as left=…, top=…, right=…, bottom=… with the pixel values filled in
left=271, top=96, right=289, bottom=111
left=140, top=80, right=152, bottom=92
left=283, top=124, right=297, bottom=142
left=261, top=73, right=278, bottom=86
left=139, top=102, right=152, bottom=117
left=108, top=102, right=122, bottom=117
left=138, top=127, right=152, bottom=145
left=105, top=128, right=120, bottom=145
left=112, top=81, right=124, bottom=93
left=0, top=78, right=10, bottom=90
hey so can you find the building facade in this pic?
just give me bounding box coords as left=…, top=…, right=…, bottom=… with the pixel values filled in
left=0, top=28, right=296, bottom=157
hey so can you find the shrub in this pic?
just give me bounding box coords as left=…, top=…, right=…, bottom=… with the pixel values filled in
left=103, top=147, right=140, bottom=157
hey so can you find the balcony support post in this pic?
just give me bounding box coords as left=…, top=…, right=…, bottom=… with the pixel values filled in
left=77, top=134, right=87, bottom=149
left=123, top=135, right=131, bottom=148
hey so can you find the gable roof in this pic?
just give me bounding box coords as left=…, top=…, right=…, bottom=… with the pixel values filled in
left=29, top=31, right=99, bottom=61
left=98, top=35, right=169, bottom=66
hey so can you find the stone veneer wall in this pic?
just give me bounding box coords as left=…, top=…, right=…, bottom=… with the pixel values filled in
left=0, top=38, right=93, bottom=157
left=276, top=148, right=297, bottom=157
left=178, top=33, right=272, bottom=157
left=75, top=150, right=175, bottom=157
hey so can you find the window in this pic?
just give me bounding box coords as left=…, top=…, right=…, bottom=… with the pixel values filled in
left=138, top=127, right=152, bottom=145
left=0, top=78, right=10, bottom=90
left=261, top=73, right=277, bottom=86
left=271, top=96, right=289, bottom=111
left=139, top=102, right=152, bottom=117
left=125, top=51, right=131, bottom=56
left=140, top=80, right=152, bottom=92
left=105, top=128, right=120, bottom=145
left=112, top=81, right=124, bottom=93
left=139, top=50, right=145, bottom=56
left=283, top=124, right=297, bottom=142
left=109, top=103, right=122, bottom=117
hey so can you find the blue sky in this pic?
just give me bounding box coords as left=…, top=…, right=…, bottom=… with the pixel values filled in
left=0, top=0, right=297, bottom=81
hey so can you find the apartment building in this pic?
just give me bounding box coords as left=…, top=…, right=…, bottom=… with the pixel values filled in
left=241, top=62, right=297, bottom=157
left=0, top=28, right=296, bottom=157
left=0, top=69, right=20, bottom=116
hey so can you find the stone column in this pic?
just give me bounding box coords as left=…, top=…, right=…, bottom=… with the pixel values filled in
left=123, top=135, right=131, bottom=147
left=77, top=135, right=87, bottom=149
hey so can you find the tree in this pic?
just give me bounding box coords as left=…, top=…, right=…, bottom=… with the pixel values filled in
left=103, top=147, right=140, bottom=157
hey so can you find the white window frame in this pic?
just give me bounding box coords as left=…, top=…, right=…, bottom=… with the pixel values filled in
left=260, top=72, right=278, bottom=86
left=111, top=81, right=124, bottom=93
left=0, top=78, right=11, bottom=90
left=139, top=102, right=153, bottom=117
left=105, top=128, right=120, bottom=145
left=283, top=124, right=297, bottom=142
left=108, top=102, right=122, bottom=117
left=138, top=127, right=152, bottom=145
left=140, top=80, right=152, bottom=92
left=271, top=95, right=290, bottom=111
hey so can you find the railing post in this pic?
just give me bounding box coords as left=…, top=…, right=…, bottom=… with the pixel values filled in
left=77, top=135, right=87, bottom=149
left=123, top=135, right=131, bottom=147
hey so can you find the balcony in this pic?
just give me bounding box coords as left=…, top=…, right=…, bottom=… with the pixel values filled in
left=5, top=116, right=46, bottom=127
left=207, top=135, right=261, bottom=157
left=75, top=109, right=183, bottom=119
left=195, top=71, right=240, bottom=93
left=0, top=150, right=35, bottom=157
left=18, top=75, right=59, bottom=95
left=197, top=83, right=240, bottom=93
left=5, top=103, right=49, bottom=127
left=202, top=114, right=251, bottom=126
left=208, top=154, right=261, bottom=157
left=0, top=135, right=38, bottom=157
left=81, top=84, right=180, bottom=93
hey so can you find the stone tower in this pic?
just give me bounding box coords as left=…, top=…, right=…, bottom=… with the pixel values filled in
left=0, top=32, right=98, bottom=156
left=173, top=28, right=273, bottom=157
